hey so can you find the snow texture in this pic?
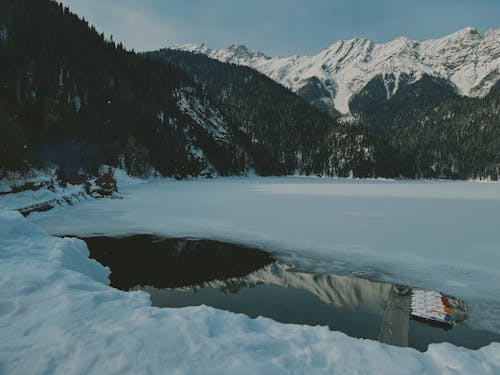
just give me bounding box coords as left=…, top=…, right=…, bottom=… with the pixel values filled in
left=177, top=90, right=231, bottom=145
left=1, top=209, right=499, bottom=374
left=0, top=183, right=11, bottom=194
left=33, top=178, right=500, bottom=338
left=0, top=183, right=87, bottom=212
left=172, top=27, right=500, bottom=113
left=172, top=88, right=233, bottom=175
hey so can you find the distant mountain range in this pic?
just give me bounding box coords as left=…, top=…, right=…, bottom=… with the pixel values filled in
left=172, top=27, right=500, bottom=115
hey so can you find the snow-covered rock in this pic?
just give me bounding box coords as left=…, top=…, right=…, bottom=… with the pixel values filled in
left=171, top=27, right=500, bottom=114
left=1, top=210, right=500, bottom=374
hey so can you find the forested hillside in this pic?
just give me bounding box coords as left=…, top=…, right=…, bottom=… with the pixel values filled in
left=351, top=75, right=500, bottom=179
left=0, top=0, right=244, bottom=178
left=145, top=50, right=375, bottom=176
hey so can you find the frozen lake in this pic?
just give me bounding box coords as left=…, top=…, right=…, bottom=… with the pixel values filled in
left=33, top=177, right=500, bottom=335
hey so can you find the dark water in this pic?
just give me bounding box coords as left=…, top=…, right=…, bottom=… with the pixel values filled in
left=138, top=284, right=382, bottom=341
left=79, top=235, right=500, bottom=352
left=138, top=284, right=499, bottom=352
left=82, top=235, right=274, bottom=290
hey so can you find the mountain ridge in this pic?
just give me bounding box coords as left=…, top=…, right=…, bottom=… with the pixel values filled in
left=171, top=27, right=500, bottom=114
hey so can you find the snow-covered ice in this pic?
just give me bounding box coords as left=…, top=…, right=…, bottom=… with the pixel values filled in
left=1, top=206, right=500, bottom=374
left=31, top=177, right=500, bottom=338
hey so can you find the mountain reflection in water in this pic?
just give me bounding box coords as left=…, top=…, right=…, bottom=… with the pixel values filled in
left=80, top=235, right=500, bottom=351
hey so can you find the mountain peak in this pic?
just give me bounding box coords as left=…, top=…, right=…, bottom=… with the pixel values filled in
left=169, top=43, right=211, bottom=55
left=219, top=44, right=271, bottom=60
left=226, top=44, right=250, bottom=52
left=458, top=26, right=479, bottom=35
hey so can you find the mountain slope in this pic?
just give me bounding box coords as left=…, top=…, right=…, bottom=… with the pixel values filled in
left=145, top=49, right=376, bottom=177
left=172, top=27, right=500, bottom=114
left=0, top=0, right=247, bottom=178
left=351, top=75, right=500, bottom=178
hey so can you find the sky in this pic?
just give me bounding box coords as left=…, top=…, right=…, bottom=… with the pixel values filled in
left=58, top=0, right=500, bottom=56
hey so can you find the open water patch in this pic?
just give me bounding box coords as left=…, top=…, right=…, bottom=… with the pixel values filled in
left=81, top=235, right=274, bottom=290
left=76, top=235, right=500, bottom=352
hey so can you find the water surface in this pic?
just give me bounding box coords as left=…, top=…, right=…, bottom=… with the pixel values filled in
left=80, top=235, right=500, bottom=352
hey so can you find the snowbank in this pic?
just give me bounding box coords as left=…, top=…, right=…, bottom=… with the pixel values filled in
left=1, top=210, right=500, bottom=374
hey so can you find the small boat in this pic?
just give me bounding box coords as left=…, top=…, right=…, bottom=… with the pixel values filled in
left=410, top=288, right=466, bottom=328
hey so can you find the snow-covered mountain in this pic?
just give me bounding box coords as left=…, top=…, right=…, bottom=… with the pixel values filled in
left=171, top=27, right=500, bottom=114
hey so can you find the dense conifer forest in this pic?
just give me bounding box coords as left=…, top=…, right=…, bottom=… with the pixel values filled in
left=350, top=76, right=500, bottom=179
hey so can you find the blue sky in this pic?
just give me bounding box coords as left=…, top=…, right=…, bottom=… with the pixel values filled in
left=59, top=0, right=500, bottom=55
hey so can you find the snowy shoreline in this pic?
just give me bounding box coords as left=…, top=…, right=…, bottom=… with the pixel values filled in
left=1, top=210, right=500, bottom=374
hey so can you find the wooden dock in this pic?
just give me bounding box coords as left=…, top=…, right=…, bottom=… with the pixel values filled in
left=378, top=287, right=411, bottom=347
